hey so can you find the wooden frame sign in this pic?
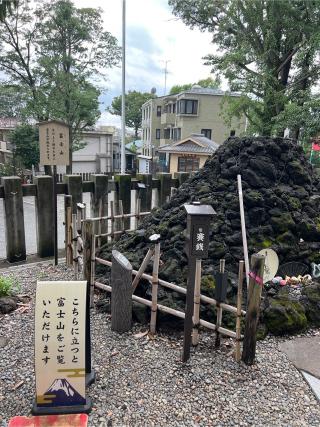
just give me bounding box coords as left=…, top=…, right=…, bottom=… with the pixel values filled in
left=39, top=120, right=69, bottom=166
left=32, top=281, right=92, bottom=415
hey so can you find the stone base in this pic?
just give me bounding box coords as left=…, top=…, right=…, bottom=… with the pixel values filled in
left=86, top=369, right=96, bottom=387
left=31, top=397, right=92, bottom=415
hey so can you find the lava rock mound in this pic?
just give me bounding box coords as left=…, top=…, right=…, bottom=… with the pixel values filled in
left=99, top=136, right=320, bottom=286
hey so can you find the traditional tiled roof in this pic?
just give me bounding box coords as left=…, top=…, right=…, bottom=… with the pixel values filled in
left=158, top=133, right=219, bottom=155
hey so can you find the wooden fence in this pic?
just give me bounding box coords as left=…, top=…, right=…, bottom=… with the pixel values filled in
left=80, top=217, right=248, bottom=362
left=0, top=172, right=191, bottom=263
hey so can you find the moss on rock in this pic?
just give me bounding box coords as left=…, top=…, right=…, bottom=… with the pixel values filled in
left=264, top=298, right=307, bottom=335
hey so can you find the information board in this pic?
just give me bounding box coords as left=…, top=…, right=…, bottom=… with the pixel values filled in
left=34, top=281, right=87, bottom=411
left=39, top=121, right=69, bottom=166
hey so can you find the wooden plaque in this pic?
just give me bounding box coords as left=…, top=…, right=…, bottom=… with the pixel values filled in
left=39, top=120, right=69, bottom=166
left=34, top=281, right=87, bottom=411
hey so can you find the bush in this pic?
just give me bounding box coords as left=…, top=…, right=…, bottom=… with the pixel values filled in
left=0, top=275, right=20, bottom=297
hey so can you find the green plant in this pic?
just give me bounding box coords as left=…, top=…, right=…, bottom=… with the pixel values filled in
left=0, top=275, right=21, bottom=297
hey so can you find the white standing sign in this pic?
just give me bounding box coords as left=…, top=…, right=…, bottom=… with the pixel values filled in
left=34, top=281, right=87, bottom=412
left=39, top=120, right=70, bottom=166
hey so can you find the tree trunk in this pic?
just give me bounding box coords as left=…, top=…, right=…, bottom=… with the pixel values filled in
left=66, top=126, right=73, bottom=174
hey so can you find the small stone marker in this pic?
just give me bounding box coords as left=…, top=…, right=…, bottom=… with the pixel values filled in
left=111, top=250, right=133, bottom=333
left=32, top=281, right=92, bottom=415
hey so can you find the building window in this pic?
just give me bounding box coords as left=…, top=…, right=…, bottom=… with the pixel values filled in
left=178, top=156, right=200, bottom=172
left=230, top=130, right=236, bottom=136
left=177, top=99, right=198, bottom=115
left=173, top=128, right=181, bottom=141
left=156, top=129, right=161, bottom=139
left=157, top=106, right=161, bottom=117
left=164, top=128, right=171, bottom=139
left=173, top=103, right=176, bottom=113
left=201, top=129, right=212, bottom=139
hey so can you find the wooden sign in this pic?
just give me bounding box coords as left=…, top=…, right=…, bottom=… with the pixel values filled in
left=32, top=281, right=91, bottom=415
left=39, top=120, right=69, bottom=166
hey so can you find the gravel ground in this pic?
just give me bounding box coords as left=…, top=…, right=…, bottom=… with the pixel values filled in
left=0, top=262, right=320, bottom=427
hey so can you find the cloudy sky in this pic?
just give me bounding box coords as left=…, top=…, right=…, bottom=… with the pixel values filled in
left=75, top=0, right=217, bottom=126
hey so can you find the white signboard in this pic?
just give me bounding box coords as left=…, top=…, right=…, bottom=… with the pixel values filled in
left=34, top=281, right=86, bottom=410
left=257, top=248, right=279, bottom=283
left=39, top=121, right=69, bottom=166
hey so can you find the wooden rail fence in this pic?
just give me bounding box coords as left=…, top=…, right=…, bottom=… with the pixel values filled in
left=0, top=172, right=191, bottom=263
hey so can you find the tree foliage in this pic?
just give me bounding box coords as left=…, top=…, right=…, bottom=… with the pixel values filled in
left=169, top=76, right=221, bottom=95
left=0, top=0, right=121, bottom=171
left=168, top=0, right=320, bottom=138
left=10, top=124, right=39, bottom=170
left=108, top=91, right=155, bottom=138
left=0, top=0, right=17, bottom=21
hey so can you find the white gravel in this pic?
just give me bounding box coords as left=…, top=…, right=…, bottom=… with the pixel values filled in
left=0, top=262, right=320, bottom=426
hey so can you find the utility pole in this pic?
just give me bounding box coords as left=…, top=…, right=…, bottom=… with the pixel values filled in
left=163, top=59, right=170, bottom=95
left=121, top=0, right=126, bottom=174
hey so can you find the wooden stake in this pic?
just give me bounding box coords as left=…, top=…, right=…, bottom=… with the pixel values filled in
left=119, top=199, right=124, bottom=233
left=132, top=248, right=154, bottom=292
left=90, top=234, right=96, bottom=309
left=235, top=260, right=244, bottom=362
left=182, top=256, right=197, bottom=362
left=242, top=254, right=265, bottom=365
left=72, top=213, right=78, bottom=279
left=237, top=175, right=250, bottom=289
left=110, top=200, right=115, bottom=242
left=192, top=259, right=202, bottom=346
left=150, top=242, right=161, bottom=335
left=215, top=259, right=225, bottom=348
left=136, top=198, right=141, bottom=228
left=98, top=198, right=103, bottom=249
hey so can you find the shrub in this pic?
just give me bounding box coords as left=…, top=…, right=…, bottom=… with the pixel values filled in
left=0, top=275, right=21, bottom=297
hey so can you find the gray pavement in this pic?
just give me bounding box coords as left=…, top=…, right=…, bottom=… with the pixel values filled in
left=0, top=193, right=91, bottom=259
left=279, top=336, right=320, bottom=401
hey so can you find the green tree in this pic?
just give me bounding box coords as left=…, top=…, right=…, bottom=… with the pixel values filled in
left=168, top=0, right=320, bottom=138
left=169, top=76, right=220, bottom=94
left=108, top=91, right=155, bottom=138
left=0, top=0, right=17, bottom=21
left=0, top=0, right=121, bottom=172
left=10, top=124, right=39, bottom=170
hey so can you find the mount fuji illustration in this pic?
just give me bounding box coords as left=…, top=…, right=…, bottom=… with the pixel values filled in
left=39, top=378, right=86, bottom=407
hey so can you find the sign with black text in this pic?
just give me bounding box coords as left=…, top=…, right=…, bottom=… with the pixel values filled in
left=39, top=120, right=69, bottom=166
left=33, top=281, right=89, bottom=414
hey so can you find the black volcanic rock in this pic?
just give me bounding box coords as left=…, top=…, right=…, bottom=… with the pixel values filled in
left=99, top=137, right=320, bottom=280
left=97, top=136, right=320, bottom=334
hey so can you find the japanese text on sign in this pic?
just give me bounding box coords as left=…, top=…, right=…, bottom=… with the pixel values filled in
left=39, top=121, right=69, bottom=166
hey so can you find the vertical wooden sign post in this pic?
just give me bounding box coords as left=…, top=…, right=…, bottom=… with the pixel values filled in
left=182, top=202, right=216, bottom=363
left=32, top=281, right=92, bottom=415
left=39, top=120, right=70, bottom=265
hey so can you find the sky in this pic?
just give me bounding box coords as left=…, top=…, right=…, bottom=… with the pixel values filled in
left=74, top=0, right=217, bottom=127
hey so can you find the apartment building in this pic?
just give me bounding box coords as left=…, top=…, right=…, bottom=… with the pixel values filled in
left=141, top=86, right=246, bottom=156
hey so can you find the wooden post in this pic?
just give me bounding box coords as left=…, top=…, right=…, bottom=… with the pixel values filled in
left=238, top=175, right=250, bottom=288
left=110, top=200, right=115, bottom=242
left=182, top=256, right=197, bottom=362
left=235, top=260, right=244, bottom=362
left=136, top=173, right=152, bottom=212
left=136, top=198, right=141, bottom=229
left=64, top=174, right=83, bottom=213
left=157, top=173, right=172, bottom=206
left=192, top=259, right=202, bottom=346
left=2, top=176, right=26, bottom=262
left=119, top=200, right=124, bottom=234
left=215, top=259, right=225, bottom=348
left=132, top=248, right=154, bottom=292
left=91, top=174, right=108, bottom=218
left=111, top=250, right=133, bottom=333
left=242, top=254, right=265, bottom=365
left=64, top=195, right=73, bottom=266
left=90, top=234, right=96, bottom=309
left=72, top=213, right=78, bottom=279
left=34, top=176, right=54, bottom=258
left=83, top=219, right=93, bottom=307
left=114, top=174, right=131, bottom=230
left=150, top=242, right=161, bottom=335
